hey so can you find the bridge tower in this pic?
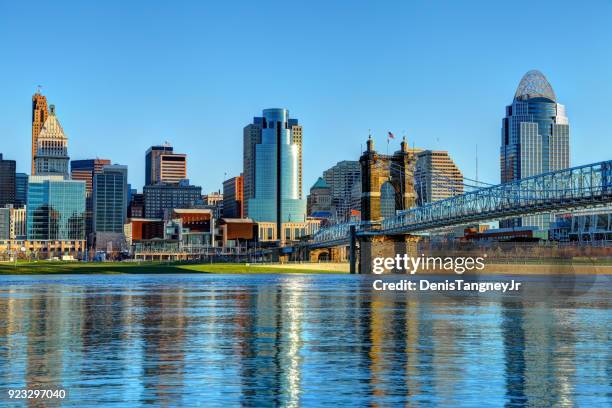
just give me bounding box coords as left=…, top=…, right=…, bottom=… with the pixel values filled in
left=357, top=135, right=420, bottom=273
left=360, top=135, right=417, bottom=222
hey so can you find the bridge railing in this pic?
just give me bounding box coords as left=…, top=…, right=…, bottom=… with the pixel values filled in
left=381, top=160, right=612, bottom=233
left=312, top=221, right=371, bottom=244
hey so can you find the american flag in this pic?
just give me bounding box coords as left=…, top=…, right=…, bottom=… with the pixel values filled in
left=388, top=131, right=395, bottom=139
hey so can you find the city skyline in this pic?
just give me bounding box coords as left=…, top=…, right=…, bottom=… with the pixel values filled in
left=1, top=1, right=611, bottom=193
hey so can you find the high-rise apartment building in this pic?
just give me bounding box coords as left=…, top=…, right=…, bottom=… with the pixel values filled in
left=26, top=175, right=86, bottom=241
left=33, top=105, right=70, bottom=178
left=414, top=150, right=464, bottom=205
left=93, top=165, right=128, bottom=234
left=0, top=154, right=16, bottom=207
left=145, top=145, right=186, bottom=185
left=222, top=175, right=244, bottom=218
left=247, top=109, right=306, bottom=235
left=71, top=158, right=112, bottom=237
left=501, top=70, right=570, bottom=229
left=15, top=173, right=28, bottom=207
left=31, top=90, right=49, bottom=174
left=322, top=160, right=362, bottom=222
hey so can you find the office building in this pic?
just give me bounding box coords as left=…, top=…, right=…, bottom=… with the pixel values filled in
left=31, top=89, right=49, bottom=174
left=307, top=177, right=333, bottom=218
left=143, top=181, right=202, bottom=219
left=71, top=158, right=111, bottom=237
left=15, top=173, right=28, bottom=207
left=0, top=154, right=16, bottom=207
left=414, top=150, right=464, bottom=205
left=0, top=205, right=27, bottom=240
left=243, top=120, right=263, bottom=216
left=247, top=109, right=306, bottom=236
left=501, top=70, right=570, bottom=229
left=33, top=105, right=70, bottom=178
left=290, top=119, right=303, bottom=199
left=158, top=153, right=187, bottom=184
left=145, top=145, right=186, bottom=185
left=128, top=193, right=145, bottom=218
left=26, top=175, right=86, bottom=241
left=243, top=111, right=303, bottom=214
left=10, top=206, right=27, bottom=239
left=201, top=191, right=223, bottom=219
left=322, top=160, right=361, bottom=222
left=223, top=175, right=244, bottom=218
left=93, top=165, right=128, bottom=234
left=0, top=207, right=9, bottom=240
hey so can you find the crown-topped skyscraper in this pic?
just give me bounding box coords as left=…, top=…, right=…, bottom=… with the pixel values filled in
left=31, top=88, right=49, bottom=174
left=500, top=70, right=570, bottom=229
left=33, top=104, right=70, bottom=178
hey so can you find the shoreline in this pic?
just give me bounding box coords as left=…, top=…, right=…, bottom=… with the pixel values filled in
left=1, top=261, right=612, bottom=275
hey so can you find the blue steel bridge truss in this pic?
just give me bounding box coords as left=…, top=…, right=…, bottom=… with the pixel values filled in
left=311, top=160, right=612, bottom=246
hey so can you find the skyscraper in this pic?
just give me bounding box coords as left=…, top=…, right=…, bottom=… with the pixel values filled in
left=247, top=109, right=306, bottom=234
left=501, top=70, right=570, bottom=229
left=158, top=153, right=187, bottom=184
left=243, top=120, right=263, bottom=216
left=145, top=145, right=186, bottom=185
left=414, top=150, right=464, bottom=205
left=31, top=89, right=49, bottom=174
left=322, top=160, right=362, bottom=222
left=33, top=105, right=70, bottom=178
left=222, top=175, right=244, bottom=218
left=0, top=154, right=16, bottom=207
left=93, top=165, right=128, bottom=234
left=71, top=158, right=112, bottom=237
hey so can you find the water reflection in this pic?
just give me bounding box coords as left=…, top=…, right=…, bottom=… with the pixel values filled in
left=0, top=274, right=609, bottom=407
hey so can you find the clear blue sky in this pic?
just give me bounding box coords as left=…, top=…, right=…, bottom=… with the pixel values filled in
left=1, top=1, right=611, bottom=192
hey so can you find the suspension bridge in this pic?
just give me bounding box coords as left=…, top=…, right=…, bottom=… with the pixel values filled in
left=311, top=159, right=612, bottom=248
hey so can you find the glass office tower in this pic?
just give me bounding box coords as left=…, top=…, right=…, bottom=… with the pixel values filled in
left=500, top=70, right=570, bottom=229
left=15, top=173, right=28, bottom=207
left=27, top=175, right=86, bottom=240
left=93, top=165, right=128, bottom=233
left=248, top=109, right=306, bottom=231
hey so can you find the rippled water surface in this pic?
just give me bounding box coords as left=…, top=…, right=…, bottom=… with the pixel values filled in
left=0, top=273, right=610, bottom=407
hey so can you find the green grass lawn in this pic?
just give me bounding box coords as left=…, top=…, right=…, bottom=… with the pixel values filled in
left=0, top=261, right=346, bottom=275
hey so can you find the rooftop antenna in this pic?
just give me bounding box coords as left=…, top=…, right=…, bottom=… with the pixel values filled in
left=36, top=85, right=42, bottom=94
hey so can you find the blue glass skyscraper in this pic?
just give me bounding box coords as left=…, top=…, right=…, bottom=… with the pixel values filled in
left=501, top=70, right=570, bottom=229
left=248, top=109, right=306, bottom=233
left=27, top=175, right=86, bottom=240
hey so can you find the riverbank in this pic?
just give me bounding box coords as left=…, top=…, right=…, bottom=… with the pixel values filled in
left=1, top=260, right=611, bottom=275
left=0, top=261, right=349, bottom=275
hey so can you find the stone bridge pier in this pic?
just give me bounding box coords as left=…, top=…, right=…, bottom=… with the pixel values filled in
left=357, top=234, right=420, bottom=274
left=309, top=247, right=347, bottom=263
